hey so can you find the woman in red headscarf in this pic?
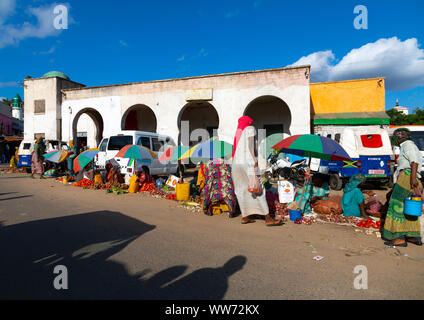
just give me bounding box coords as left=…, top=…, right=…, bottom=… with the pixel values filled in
left=232, top=116, right=282, bottom=226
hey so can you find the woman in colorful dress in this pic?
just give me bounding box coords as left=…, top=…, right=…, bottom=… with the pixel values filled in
left=30, top=137, right=46, bottom=179
left=231, top=116, right=282, bottom=226
left=383, top=128, right=422, bottom=246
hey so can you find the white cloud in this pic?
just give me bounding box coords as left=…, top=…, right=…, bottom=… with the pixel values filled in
left=0, top=81, right=18, bottom=88
left=119, top=40, right=127, bottom=47
left=0, top=2, right=70, bottom=49
left=0, top=0, right=16, bottom=25
left=177, top=55, right=185, bottom=62
left=290, top=37, right=424, bottom=91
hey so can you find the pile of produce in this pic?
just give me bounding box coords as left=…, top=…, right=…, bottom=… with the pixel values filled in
left=167, top=194, right=177, bottom=200
left=275, top=203, right=289, bottom=217
left=356, top=218, right=381, bottom=229
left=139, top=182, right=157, bottom=192
left=72, top=178, right=94, bottom=187
left=293, top=216, right=316, bottom=225
left=105, top=186, right=128, bottom=195
left=57, top=175, right=75, bottom=183
left=88, top=182, right=111, bottom=190
left=1, top=167, right=26, bottom=173
left=317, top=213, right=360, bottom=225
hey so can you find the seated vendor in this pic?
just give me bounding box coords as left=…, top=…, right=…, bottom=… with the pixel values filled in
left=294, top=173, right=330, bottom=214
left=341, top=174, right=369, bottom=218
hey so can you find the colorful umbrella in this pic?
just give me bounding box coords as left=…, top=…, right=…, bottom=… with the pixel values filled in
left=73, top=148, right=100, bottom=173
left=115, top=145, right=157, bottom=160
left=158, top=145, right=190, bottom=163
left=178, top=140, right=233, bottom=162
left=43, top=149, right=72, bottom=163
left=271, top=134, right=351, bottom=161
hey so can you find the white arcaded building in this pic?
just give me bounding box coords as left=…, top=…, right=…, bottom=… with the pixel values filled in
left=24, top=66, right=311, bottom=148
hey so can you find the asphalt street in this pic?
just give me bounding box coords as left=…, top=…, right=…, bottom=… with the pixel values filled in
left=0, top=172, right=423, bottom=300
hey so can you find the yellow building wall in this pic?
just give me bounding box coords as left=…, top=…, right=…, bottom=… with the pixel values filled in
left=310, top=78, right=385, bottom=114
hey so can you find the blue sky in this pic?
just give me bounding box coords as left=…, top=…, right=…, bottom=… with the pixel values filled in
left=0, top=0, right=423, bottom=112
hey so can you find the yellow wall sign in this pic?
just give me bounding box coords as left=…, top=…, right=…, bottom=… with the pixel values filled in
left=186, top=88, right=213, bottom=101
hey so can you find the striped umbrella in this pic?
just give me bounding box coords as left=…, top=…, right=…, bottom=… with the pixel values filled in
left=178, top=140, right=233, bottom=162
left=158, top=145, right=190, bottom=163
left=43, top=149, right=72, bottom=163
left=73, top=148, right=100, bottom=173
left=115, top=145, right=157, bottom=160
left=271, top=134, right=351, bottom=161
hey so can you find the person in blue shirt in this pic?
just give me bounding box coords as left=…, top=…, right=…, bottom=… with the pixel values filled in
left=342, top=174, right=369, bottom=218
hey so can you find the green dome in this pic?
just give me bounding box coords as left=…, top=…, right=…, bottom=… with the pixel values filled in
left=42, top=71, right=70, bottom=80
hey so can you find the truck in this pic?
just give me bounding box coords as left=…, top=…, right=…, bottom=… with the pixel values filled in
left=319, top=126, right=394, bottom=190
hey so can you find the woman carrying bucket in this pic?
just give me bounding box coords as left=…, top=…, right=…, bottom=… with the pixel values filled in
left=383, top=128, right=423, bottom=247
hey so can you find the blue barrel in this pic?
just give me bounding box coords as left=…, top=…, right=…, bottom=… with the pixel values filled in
left=289, top=209, right=302, bottom=221
left=404, top=198, right=423, bottom=217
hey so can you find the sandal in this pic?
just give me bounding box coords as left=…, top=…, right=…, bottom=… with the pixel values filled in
left=384, top=240, right=407, bottom=247
left=406, top=237, right=423, bottom=246
left=266, top=219, right=283, bottom=227
left=241, top=218, right=256, bottom=224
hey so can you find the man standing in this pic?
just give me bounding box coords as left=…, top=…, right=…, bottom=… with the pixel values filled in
left=30, top=137, right=46, bottom=179
left=383, top=128, right=422, bottom=246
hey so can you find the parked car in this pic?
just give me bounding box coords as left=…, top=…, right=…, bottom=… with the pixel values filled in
left=319, top=126, right=394, bottom=190
left=95, top=131, right=179, bottom=176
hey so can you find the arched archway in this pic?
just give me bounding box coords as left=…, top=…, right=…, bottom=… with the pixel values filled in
left=244, top=95, right=291, bottom=138
left=121, top=104, right=157, bottom=132
left=177, top=101, right=219, bottom=145
left=72, top=108, right=104, bottom=148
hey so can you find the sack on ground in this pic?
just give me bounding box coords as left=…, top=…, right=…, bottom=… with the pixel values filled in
left=313, top=196, right=342, bottom=215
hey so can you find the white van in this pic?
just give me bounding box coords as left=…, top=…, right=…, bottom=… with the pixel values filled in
left=95, top=131, right=178, bottom=176
left=388, top=125, right=424, bottom=175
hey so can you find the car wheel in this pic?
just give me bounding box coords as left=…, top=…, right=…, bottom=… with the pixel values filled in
left=142, top=166, right=150, bottom=175
left=329, top=174, right=343, bottom=190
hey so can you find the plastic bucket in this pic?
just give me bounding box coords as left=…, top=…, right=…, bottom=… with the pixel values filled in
left=289, top=209, right=302, bottom=221
left=404, top=198, right=423, bottom=217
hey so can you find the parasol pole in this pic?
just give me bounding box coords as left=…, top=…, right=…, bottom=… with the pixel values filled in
left=299, top=154, right=312, bottom=215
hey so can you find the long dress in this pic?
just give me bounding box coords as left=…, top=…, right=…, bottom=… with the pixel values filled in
left=232, top=126, right=269, bottom=217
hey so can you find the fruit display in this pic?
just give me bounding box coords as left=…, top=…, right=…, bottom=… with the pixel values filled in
left=72, top=178, right=94, bottom=187
left=139, top=182, right=157, bottom=192
left=356, top=218, right=381, bottom=229
left=167, top=194, right=177, bottom=200
left=1, top=167, right=26, bottom=173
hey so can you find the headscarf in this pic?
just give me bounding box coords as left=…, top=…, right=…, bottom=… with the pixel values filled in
left=343, top=173, right=364, bottom=193
left=392, top=128, right=411, bottom=146
left=232, top=116, right=253, bottom=158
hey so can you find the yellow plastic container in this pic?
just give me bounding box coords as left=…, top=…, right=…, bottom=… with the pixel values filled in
left=128, top=175, right=139, bottom=193
left=63, top=178, right=68, bottom=184
left=176, top=182, right=190, bottom=201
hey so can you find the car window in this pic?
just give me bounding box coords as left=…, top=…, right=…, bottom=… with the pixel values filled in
left=99, top=138, right=109, bottom=151
left=360, top=134, right=383, bottom=148
left=108, top=136, right=133, bottom=150
left=23, top=143, right=31, bottom=149
left=152, top=138, right=164, bottom=152
left=137, top=136, right=151, bottom=149
left=411, top=132, right=424, bottom=151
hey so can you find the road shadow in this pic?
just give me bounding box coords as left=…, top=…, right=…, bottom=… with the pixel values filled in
left=0, top=192, right=17, bottom=196
left=0, top=195, right=33, bottom=201
left=0, top=210, right=246, bottom=299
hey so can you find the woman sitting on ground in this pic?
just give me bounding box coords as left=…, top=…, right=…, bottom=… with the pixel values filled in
left=295, top=173, right=330, bottom=214
left=341, top=174, right=369, bottom=219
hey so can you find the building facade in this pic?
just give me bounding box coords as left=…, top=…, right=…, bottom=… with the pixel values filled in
left=24, top=66, right=312, bottom=147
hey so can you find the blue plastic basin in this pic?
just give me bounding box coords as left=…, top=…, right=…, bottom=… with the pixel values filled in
left=289, top=209, right=302, bottom=221
left=404, top=198, right=423, bottom=217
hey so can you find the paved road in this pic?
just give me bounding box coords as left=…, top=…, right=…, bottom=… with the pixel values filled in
left=0, top=172, right=423, bottom=299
